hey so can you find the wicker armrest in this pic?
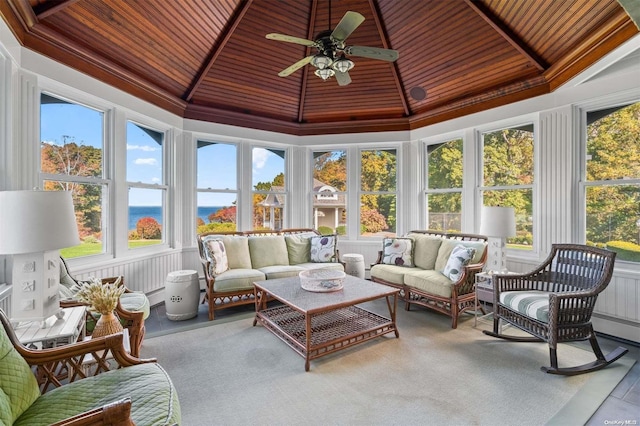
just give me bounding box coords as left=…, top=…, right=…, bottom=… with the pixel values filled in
left=452, top=262, right=484, bottom=295
left=50, top=398, right=134, bottom=426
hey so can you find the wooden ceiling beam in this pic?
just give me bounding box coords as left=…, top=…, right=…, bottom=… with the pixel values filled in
left=369, top=0, right=409, bottom=116
left=184, top=0, right=254, bottom=102
left=464, top=0, right=547, bottom=72
left=298, top=0, right=319, bottom=123
left=35, top=0, right=80, bottom=20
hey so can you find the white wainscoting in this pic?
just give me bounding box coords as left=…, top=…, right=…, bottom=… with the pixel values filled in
left=71, top=250, right=189, bottom=307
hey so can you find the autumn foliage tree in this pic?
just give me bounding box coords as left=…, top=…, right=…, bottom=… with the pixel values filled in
left=209, top=206, right=236, bottom=223
left=136, top=217, right=162, bottom=239
left=41, top=138, right=102, bottom=239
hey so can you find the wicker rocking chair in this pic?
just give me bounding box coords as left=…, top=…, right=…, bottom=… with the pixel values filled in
left=483, top=243, right=628, bottom=375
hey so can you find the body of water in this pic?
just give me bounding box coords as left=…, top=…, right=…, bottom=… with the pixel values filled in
left=129, top=206, right=221, bottom=230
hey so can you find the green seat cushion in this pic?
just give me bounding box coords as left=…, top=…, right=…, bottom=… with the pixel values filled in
left=120, top=292, right=151, bottom=320
left=500, top=291, right=550, bottom=323
left=257, top=265, right=305, bottom=279
left=213, top=268, right=266, bottom=292
left=15, top=363, right=180, bottom=426
left=371, top=264, right=420, bottom=285
left=0, top=326, right=40, bottom=425
left=403, top=270, right=454, bottom=298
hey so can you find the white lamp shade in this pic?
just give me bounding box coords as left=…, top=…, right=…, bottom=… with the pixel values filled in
left=0, top=190, right=80, bottom=254
left=479, top=206, right=516, bottom=238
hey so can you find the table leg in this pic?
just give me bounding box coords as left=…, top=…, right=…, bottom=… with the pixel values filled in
left=253, top=288, right=267, bottom=326
left=305, top=313, right=312, bottom=371
left=386, top=293, right=399, bottom=338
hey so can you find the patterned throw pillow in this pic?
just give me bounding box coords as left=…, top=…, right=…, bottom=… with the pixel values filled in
left=442, top=244, right=476, bottom=281
left=382, top=238, right=414, bottom=266
left=310, top=235, right=337, bottom=262
left=205, top=239, right=229, bottom=276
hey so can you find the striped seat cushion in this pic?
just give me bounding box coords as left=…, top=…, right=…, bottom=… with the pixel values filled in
left=500, top=291, right=550, bottom=323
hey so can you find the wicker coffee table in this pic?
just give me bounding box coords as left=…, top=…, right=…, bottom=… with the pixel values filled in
left=253, top=275, right=399, bottom=371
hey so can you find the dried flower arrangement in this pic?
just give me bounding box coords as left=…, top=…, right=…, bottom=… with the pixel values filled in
left=75, top=276, right=125, bottom=315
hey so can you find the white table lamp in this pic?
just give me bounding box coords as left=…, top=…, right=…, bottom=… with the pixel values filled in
left=479, top=206, right=516, bottom=273
left=0, top=190, right=80, bottom=326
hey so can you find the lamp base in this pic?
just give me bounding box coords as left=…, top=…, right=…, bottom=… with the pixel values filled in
left=10, top=250, right=62, bottom=325
left=485, top=237, right=508, bottom=274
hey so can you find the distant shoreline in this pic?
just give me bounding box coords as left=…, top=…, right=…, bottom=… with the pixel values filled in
left=129, top=206, right=222, bottom=229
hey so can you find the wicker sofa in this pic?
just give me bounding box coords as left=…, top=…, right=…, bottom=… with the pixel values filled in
left=371, top=230, right=487, bottom=328
left=197, top=228, right=344, bottom=320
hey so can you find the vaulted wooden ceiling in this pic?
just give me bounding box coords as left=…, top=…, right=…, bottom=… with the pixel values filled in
left=1, top=0, right=637, bottom=135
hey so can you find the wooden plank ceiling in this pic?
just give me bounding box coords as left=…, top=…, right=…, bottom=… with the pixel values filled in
left=1, top=0, right=637, bottom=135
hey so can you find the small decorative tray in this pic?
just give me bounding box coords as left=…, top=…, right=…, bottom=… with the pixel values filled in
left=299, top=269, right=346, bottom=292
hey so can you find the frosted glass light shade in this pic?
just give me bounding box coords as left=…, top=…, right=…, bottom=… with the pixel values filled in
left=479, top=206, right=516, bottom=238
left=0, top=190, right=80, bottom=254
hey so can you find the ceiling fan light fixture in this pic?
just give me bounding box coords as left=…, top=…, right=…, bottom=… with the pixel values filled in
left=311, top=53, right=333, bottom=69
left=314, top=68, right=335, bottom=80
left=332, top=56, right=354, bottom=73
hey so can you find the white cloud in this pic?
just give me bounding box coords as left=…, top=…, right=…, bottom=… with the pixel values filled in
left=252, top=148, right=270, bottom=169
left=151, top=177, right=161, bottom=183
left=127, top=144, right=157, bottom=152
left=134, top=158, right=157, bottom=166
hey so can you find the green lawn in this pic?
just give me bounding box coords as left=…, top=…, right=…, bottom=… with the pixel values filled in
left=61, top=240, right=162, bottom=258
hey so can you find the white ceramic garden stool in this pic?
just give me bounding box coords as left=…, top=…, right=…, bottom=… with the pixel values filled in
left=165, top=270, right=200, bottom=321
left=342, top=253, right=365, bottom=279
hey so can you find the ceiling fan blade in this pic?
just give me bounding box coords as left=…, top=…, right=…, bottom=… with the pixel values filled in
left=266, top=33, right=316, bottom=47
left=278, top=56, right=314, bottom=77
left=331, top=11, right=365, bottom=42
left=346, top=45, right=399, bottom=62
left=334, top=70, right=352, bottom=86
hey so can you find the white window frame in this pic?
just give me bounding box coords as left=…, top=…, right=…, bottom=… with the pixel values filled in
left=578, top=97, right=640, bottom=271
left=424, top=136, right=465, bottom=232
left=196, top=139, right=239, bottom=231
left=38, top=90, right=114, bottom=261
left=125, top=118, right=170, bottom=251
left=476, top=120, right=537, bottom=253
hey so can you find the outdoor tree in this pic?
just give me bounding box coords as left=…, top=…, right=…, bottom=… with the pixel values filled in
left=209, top=206, right=236, bottom=223
left=136, top=217, right=162, bottom=240
left=314, top=151, right=347, bottom=190
left=41, top=138, right=102, bottom=238
left=586, top=103, right=640, bottom=244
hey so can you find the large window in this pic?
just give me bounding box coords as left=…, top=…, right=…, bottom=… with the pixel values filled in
left=312, top=150, right=347, bottom=235
left=584, top=102, right=640, bottom=263
left=252, top=147, right=286, bottom=230
left=426, top=138, right=463, bottom=231
left=40, top=93, right=106, bottom=258
left=480, top=125, right=534, bottom=249
left=126, top=121, right=166, bottom=248
left=360, top=149, right=397, bottom=237
left=197, top=141, right=238, bottom=233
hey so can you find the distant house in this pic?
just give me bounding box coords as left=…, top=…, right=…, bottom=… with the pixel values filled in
left=257, top=179, right=346, bottom=231
left=312, top=179, right=346, bottom=231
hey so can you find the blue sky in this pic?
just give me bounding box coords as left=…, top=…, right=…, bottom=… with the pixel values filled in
left=41, top=101, right=284, bottom=206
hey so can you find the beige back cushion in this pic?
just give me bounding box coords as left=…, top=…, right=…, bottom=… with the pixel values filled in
left=435, top=239, right=487, bottom=272
left=410, top=234, right=443, bottom=270
left=222, top=236, right=252, bottom=269
left=249, top=236, right=290, bottom=269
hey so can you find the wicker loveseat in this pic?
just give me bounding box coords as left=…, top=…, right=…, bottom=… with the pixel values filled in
left=371, top=230, right=487, bottom=328
left=0, top=308, right=180, bottom=425
left=197, top=228, right=344, bottom=320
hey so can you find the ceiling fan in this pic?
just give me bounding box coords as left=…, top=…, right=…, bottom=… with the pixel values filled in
left=266, top=10, right=399, bottom=86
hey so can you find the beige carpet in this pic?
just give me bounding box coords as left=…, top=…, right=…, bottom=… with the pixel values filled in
left=141, top=300, right=634, bottom=426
